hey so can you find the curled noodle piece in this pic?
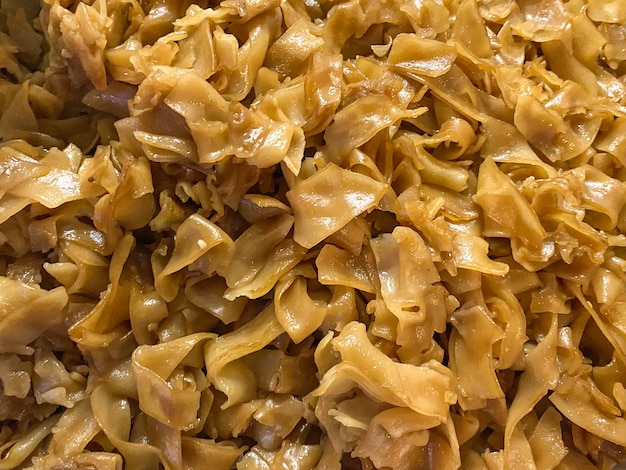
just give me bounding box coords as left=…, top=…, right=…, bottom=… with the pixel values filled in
left=204, top=303, right=284, bottom=408
left=0, top=277, right=67, bottom=354
left=155, top=214, right=234, bottom=302
left=550, top=377, right=626, bottom=447
left=287, top=163, right=386, bottom=249
left=50, top=2, right=110, bottom=90
left=265, top=19, right=324, bottom=78
left=132, top=333, right=216, bottom=430
left=586, top=0, right=626, bottom=23
left=0, top=354, right=31, bottom=398
left=181, top=437, right=246, bottom=470
left=388, top=34, right=456, bottom=77
left=164, top=71, right=297, bottom=168
left=449, top=303, right=506, bottom=402
left=312, top=322, right=456, bottom=420
left=370, top=226, right=440, bottom=316
left=219, top=214, right=306, bottom=300
left=316, top=244, right=377, bottom=294
left=275, top=273, right=327, bottom=344
left=0, top=145, right=100, bottom=225
left=48, top=399, right=100, bottom=460
left=480, top=118, right=557, bottom=179
left=236, top=441, right=322, bottom=469
left=528, top=407, right=568, bottom=469
left=323, top=95, right=425, bottom=164
left=474, top=157, right=546, bottom=249
left=91, top=384, right=163, bottom=469
left=504, top=313, right=559, bottom=463
left=0, top=414, right=60, bottom=470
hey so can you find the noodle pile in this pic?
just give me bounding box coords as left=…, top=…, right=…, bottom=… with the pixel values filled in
left=1, top=0, right=626, bottom=468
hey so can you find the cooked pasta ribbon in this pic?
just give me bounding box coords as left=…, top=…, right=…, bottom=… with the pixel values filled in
left=1, top=0, right=626, bottom=468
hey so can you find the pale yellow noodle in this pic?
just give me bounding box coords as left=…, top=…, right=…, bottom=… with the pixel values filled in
left=0, top=0, right=626, bottom=469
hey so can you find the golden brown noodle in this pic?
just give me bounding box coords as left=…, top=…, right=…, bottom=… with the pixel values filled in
left=1, top=0, right=626, bottom=468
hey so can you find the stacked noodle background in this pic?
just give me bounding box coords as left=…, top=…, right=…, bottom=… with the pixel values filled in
left=0, top=0, right=626, bottom=468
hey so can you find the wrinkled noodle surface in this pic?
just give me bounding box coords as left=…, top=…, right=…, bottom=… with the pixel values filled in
left=1, top=0, right=626, bottom=468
